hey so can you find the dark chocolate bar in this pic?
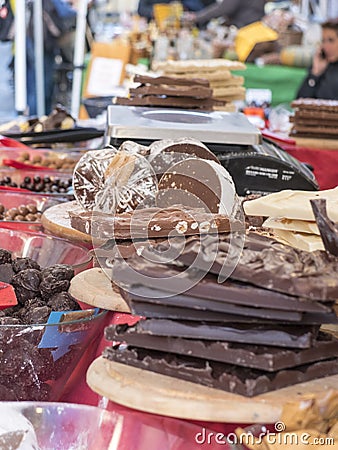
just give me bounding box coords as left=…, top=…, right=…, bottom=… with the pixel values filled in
left=114, top=96, right=224, bottom=110
left=129, top=85, right=213, bottom=99
left=105, top=326, right=338, bottom=372
left=133, top=74, right=210, bottom=87
left=121, top=291, right=337, bottom=325
left=130, top=319, right=317, bottom=348
left=69, top=206, right=240, bottom=240
left=104, top=345, right=338, bottom=397
left=112, top=257, right=332, bottom=314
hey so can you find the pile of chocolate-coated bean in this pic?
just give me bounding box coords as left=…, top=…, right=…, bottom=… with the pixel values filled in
left=0, top=204, right=41, bottom=222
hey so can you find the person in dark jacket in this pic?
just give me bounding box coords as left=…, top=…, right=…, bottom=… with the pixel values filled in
left=189, top=0, right=266, bottom=28
left=297, top=19, right=338, bottom=100
left=138, top=0, right=205, bottom=21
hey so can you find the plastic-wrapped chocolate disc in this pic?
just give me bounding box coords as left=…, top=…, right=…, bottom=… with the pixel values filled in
left=94, top=151, right=158, bottom=214
left=73, top=142, right=149, bottom=211
left=157, top=157, right=237, bottom=216
left=148, top=137, right=220, bottom=178
left=73, top=147, right=118, bottom=211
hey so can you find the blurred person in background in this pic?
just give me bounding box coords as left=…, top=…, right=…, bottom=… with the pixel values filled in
left=297, top=19, right=338, bottom=100
left=26, top=0, right=76, bottom=115
left=187, top=0, right=266, bottom=28
left=138, top=0, right=206, bottom=21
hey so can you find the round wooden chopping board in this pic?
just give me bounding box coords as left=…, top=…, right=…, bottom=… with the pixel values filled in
left=87, top=356, right=338, bottom=423
left=41, top=200, right=93, bottom=243
left=69, top=267, right=130, bottom=312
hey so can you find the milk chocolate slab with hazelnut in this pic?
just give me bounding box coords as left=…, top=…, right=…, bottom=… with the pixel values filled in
left=69, top=206, right=240, bottom=240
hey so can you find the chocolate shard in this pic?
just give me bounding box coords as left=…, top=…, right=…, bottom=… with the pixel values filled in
left=103, top=345, right=338, bottom=397
left=310, top=198, right=338, bottom=257
left=127, top=318, right=318, bottom=349
left=105, top=325, right=338, bottom=372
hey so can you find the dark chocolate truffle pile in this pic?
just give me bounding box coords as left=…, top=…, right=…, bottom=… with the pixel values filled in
left=0, top=249, right=98, bottom=402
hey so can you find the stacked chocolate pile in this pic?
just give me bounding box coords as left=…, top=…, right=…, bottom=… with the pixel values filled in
left=103, top=232, right=338, bottom=397
left=290, top=98, right=338, bottom=140
left=152, top=59, right=247, bottom=111
left=114, top=74, right=224, bottom=111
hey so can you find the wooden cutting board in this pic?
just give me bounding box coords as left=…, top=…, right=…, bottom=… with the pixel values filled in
left=69, top=268, right=130, bottom=312
left=87, top=356, right=338, bottom=424
left=294, top=137, right=338, bottom=150
left=41, top=201, right=95, bottom=244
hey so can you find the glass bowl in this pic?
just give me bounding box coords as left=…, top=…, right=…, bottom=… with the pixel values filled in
left=0, top=402, right=219, bottom=450
left=0, top=228, right=92, bottom=273
left=0, top=191, right=66, bottom=232
left=0, top=168, right=73, bottom=197
left=0, top=310, right=108, bottom=402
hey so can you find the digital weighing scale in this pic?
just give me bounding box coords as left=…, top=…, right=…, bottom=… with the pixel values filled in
left=105, top=106, right=318, bottom=196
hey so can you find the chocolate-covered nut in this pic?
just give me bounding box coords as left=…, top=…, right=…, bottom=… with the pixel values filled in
left=5, top=208, right=19, bottom=220
left=41, top=264, right=74, bottom=282
left=12, top=269, right=42, bottom=304
left=25, top=213, right=38, bottom=222
left=0, top=263, right=15, bottom=283
left=12, top=257, right=41, bottom=273
left=47, top=292, right=80, bottom=311
left=27, top=204, right=38, bottom=214
left=25, top=305, right=51, bottom=324
left=18, top=205, right=29, bottom=216
left=0, top=249, right=12, bottom=265
left=0, top=205, right=4, bottom=214
left=15, top=215, right=26, bottom=221
left=0, top=316, right=22, bottom=325
left=39, top=275, right=70, bottom=299
left=20, top=152, right=30, bottom=161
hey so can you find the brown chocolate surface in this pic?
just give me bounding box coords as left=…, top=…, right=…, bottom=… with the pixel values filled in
left=112, top=256, right=332, bottom=313
left=133, top=74, right=210, bottom=87
left=114, top=96, right=224, bottom=110
left=120, top=287, right=337, bottom=324
left=104, top=345, right=338, bottom=397
left=69, top=206, right=241, bottom=240
left=292, top=98, right=338, bottom=111
left=172, top=232, right=338, bottom=301
left=129, top=85, right=213, bottom=99
left=105, top=326, right=338, bottom=372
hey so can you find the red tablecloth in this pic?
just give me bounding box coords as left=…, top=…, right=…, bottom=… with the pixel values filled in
left=278, top=142, right=338, bottom=190
left=60, top=312, right=274, bottom=449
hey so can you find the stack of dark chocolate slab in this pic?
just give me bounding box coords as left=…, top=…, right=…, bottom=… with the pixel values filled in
left=114, top=74, right=226, bottom=111
left=290, top=98, right=338, bottom=148
left=104, top=231, right=338, bottom=397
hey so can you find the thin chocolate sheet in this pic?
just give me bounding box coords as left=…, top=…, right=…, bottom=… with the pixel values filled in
left=104, top=345, right=338, bottom=397
left=105, top=326, right=338, bottom=372
left=128, top=319, right=318, bottom=349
